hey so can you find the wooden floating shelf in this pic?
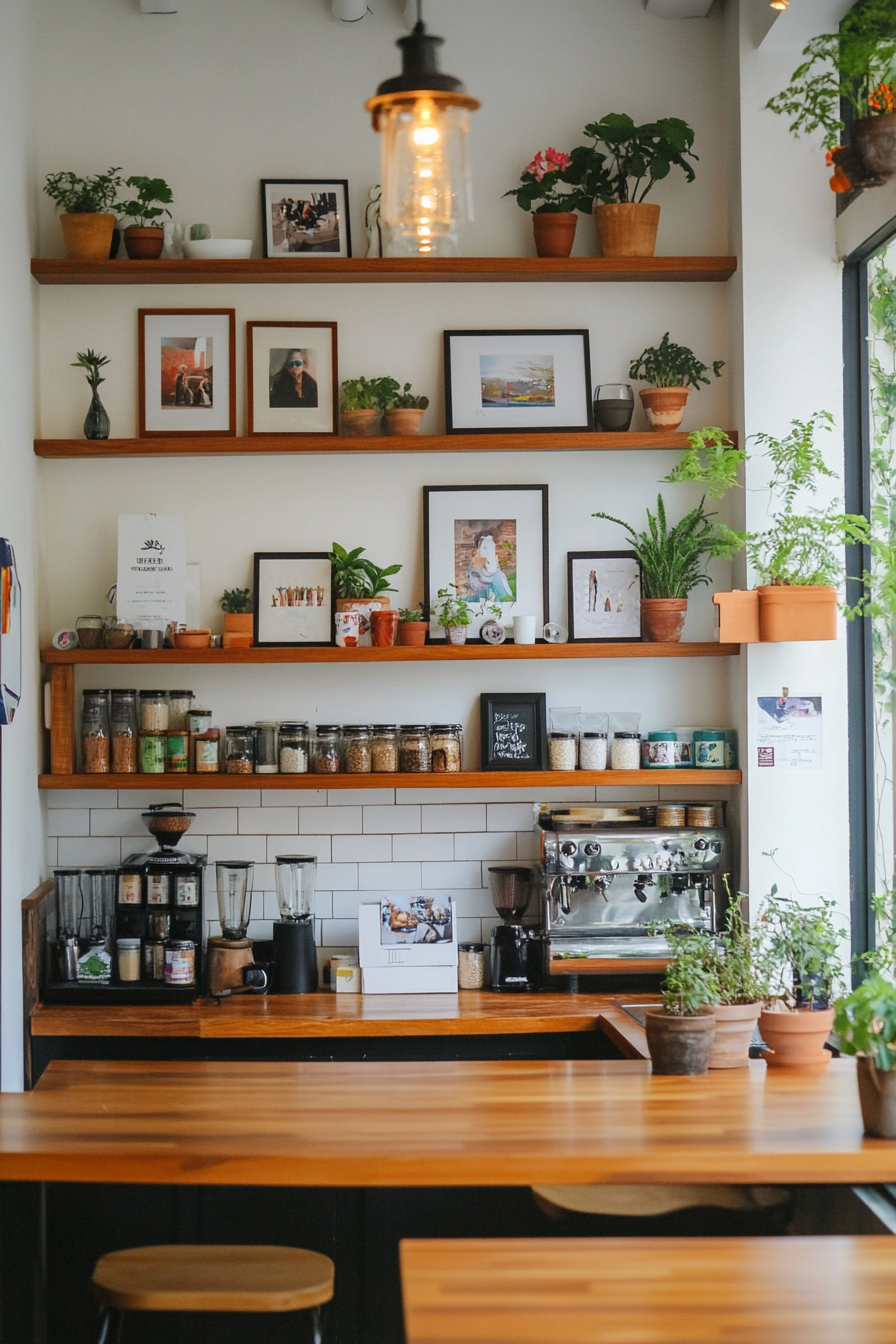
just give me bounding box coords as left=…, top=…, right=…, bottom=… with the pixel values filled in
left=41, top=642, right=739, bottom=665
left=39, top=769, right=742, bottom=791
left=31, top=256, right=737, bottom=286
left=34, top=430, right=738, bottom=459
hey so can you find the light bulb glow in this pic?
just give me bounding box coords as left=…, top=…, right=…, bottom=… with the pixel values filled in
left=769, top=0, right=788, bottom=9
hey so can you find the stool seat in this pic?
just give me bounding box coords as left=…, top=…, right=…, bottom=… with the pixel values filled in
left=92, top=1244, right=334, bottom=1314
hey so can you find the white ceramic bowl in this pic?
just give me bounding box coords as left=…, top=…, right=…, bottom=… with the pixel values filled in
left=182, top=238, right=252, bottom=260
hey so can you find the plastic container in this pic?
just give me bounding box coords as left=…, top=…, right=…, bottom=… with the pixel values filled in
left=110, top=690, right=138, bottom=773
left=193, top=729, right=220, bottom=773
left=168, top=690, right=194, bottom=732
left=166, top=730, right=189, bottom=773
left=694, top=729, right=726, bottom=769
left=254, top=721, right=279, bottom=774
left=578, top=732, right=607, bottom=770
left=458, top=943, right=486, bottom=990
left=139, top=730, right=166, bottom=774
left=116, top=938, right=141, bottom=983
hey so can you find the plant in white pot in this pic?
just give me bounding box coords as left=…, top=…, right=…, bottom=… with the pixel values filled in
left=834, top=973, right=896, bottom=1138
left=628, top=333, right=724, bottom=433
left=756, top=883, right=845, bottom=1069
left=644, top=935, right=718, bottom=1076
left=43, top=167, right=123, bottom=261
left=434, top=584, right=472, bottom=645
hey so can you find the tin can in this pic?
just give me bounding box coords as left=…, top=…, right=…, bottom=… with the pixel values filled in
left=694, top=730, right=726, bottom=769
left=188, top=708, right=213, bottom=737
left=194, top=732, right=220, bottom=773
left=176, top=875, right=200, bottom=907
left=139, top=730, right=167, bottom=774
left=646, top=731, right=677, bottom=769
left=143, top=939, right=166, bottom=981
left=117, top=871, right=143, bottom=906
left=166, top=731, right=189, bottom=773
left=147, top=873, right=170, bottom=906
left=164, top=940, right=196, bottom=986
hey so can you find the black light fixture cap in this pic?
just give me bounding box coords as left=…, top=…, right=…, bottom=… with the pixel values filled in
left=375, top=20, right=466, bottom=97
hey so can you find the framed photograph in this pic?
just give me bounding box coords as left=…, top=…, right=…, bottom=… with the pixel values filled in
left=423, top=484, right=549, bottom=642
left=567, top=551, right=642, bottom=643
left=480, top=692, right=547, bottom=772
left=247, top=321, right=338, bottom=436
left=443, top=329, right=592, bottom=434
left=253, top=552, right=335, bottom=647
left=261, top=179, right=351, bottom=258
left=138, top=309, right=235, bottom=437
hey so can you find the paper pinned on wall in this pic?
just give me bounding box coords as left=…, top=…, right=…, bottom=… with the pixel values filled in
left=756, top=695, right=823, bottom=769
left=116, top=514, right=186, bottom=628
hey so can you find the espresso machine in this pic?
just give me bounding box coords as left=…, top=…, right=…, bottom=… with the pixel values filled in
left=489, top=866, right=541, bottom=991
left=273, top=855, right=318, bottom=993
left=537, top=803, right=732, bottom=981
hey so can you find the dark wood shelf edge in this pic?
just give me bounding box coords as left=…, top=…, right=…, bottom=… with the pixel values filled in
left=38, top=770, right=743, bottom=790
left=40, top=642, right=740, bottom=665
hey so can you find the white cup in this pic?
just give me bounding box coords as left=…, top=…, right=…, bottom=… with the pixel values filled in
left=335, top=963, right=361, bottom=993
left=513, top=614, right=537, bottom=645
left=335, top=611, right=361, bottom=647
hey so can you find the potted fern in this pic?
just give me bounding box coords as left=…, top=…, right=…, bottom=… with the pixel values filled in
left=628, top=333, right=724, bottom=433
left=592, top=494, right=744, bottom=643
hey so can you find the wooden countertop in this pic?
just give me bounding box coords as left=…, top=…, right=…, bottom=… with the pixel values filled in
left=1, top=1057, right=891, bottom=1188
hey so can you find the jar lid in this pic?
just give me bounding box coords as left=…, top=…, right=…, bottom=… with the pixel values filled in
left=53, top=868, right=82, bottom=876
left=649, top=731, right=677, bottom=741
left=279, top=721, right=308, bottom=730
left=401, top=724, right=428, bottom=732
left=550, top=731, right=576, bottom=739
left=116, top=938, right=141, bottom=948
left=140, top=690, right=169, bottom=697
left=614, top=731, right=640, bottom=739
left=581, top=731, right=607, bottom=738
left=694, top=729, right=725, bottom=739
left=169, top=690, right=195, bottom=698
left=83, top=688, right=109, bottom=696
left=139, top=729, right=167, bottom=736
left=225, top=724, right=252, bottom=732
left=458, top=942, right=485, bottom=951
left=166, top=939, right=195, bottom=949
left=429, top=724, right=461, bottom=733
left=315, top=724, right=341, bottom=733
left=371, top=724, right=399, bottom=731
left=110, top=688, right=137, bottom=696
left=343, top=724, right=371, bottom=733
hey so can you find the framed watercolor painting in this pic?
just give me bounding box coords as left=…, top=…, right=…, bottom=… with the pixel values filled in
left=138, top=308, right=235, bottom=437
left=253, top=552, right=334, bottom=647
left=567, top=550, right=641, bottom=643
left=260, top=179, right=351, bottom=258
left=247, top=321, right=338, bottom=436
left=443, top=329, right=592, bottom=433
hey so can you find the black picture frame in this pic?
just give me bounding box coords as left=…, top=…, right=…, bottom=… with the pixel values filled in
left=260, top=179, right=352, bottom=258
left=253, top=552, right=335, bottom=647
left=567, top=550, right=642, bottom=643
left=480, top=692, right=548, bottom=772
left=443, top=328, right=592, bottom=434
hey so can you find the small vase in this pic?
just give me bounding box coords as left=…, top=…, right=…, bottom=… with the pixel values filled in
left=84, top=388, right=110, bottom=440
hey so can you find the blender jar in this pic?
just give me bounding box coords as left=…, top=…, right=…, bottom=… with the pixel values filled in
left=54, top=869, right=83, bottom=980
left=275, top=855, right=317, bottom=920
left=216, top=860, right=254, bottom=939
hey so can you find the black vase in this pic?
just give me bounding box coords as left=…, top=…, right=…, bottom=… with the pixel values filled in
left=84, top=388, right=110, bottom=440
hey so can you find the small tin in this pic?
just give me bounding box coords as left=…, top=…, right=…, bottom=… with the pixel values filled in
left=188, top=708, right=213, bottom=737
left=194, top=731, right=220, bottom=773
left=646, top=731, right=677, bottom=769
left=687, top=805, right=721, bottom=828
left=176, top=875, right=200, bottom=907
left=143, top=939, right=166, bottom=981
left=139, top=730, right=167, bottom=774
left=147, top=873, right=170, bottom=906
left=694, top=729, right=726, bottom=769
left=166, top=731, right=189, bottom=773
left=164, top=939, right=196, bottom=986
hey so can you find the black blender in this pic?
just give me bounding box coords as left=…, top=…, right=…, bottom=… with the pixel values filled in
left=273, top=855, right=319, bottom=993
left=489, top=866, right=539, bottom=991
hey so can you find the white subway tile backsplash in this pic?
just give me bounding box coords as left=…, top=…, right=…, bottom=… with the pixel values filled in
left=262, top=893, right=281, bottom=920
left=396, top=787, right=563, bottom=804
left=313, top=892, right=333, bottom=920
left=317, top=863, right=359, bottom=890
left=206, top=835, right=268, bottom=863
left=46, top=809, right=90, bottom=837
left=358, top=862, right=421, bottom=890
left=57, top=837, right=122, bottom=867
left=266, top=834, right=331, bottom=863
left=453, top=832, right=517, bottom=861
left=456, top=917, right=485, bottom=944
left=46, top=839, right=58, bottom=868
left=515, top=831, right=541, bottom=861
left=421, top=861, right=483, bottom=890
left=253, top=863, right=276, bottom=890
left=239, top=807, right=298, bottom=835
left=392, top=833, right=454, bottom=862
left=332, top=892, right=365, bottom=919
left=245, top=920, right=274, bottom=943
left=262, top=790, right=327, bottom=806
left=332, top=834, right=392, bottom=863
left=320, top=919, right=360, bottom=947
left=188, top=808, right=239, bottom=835
left=452, top=890, right=499, bottom=918
left=362, top=805, right=421, bottom=834
left=528, top=786, right=598, bottom=802
left=300, top=806, right=362, bottom=834
left=89, top=809, right=146, bottom=838
left=422, top=804, right=487, bottom=833
left=45, top=789, right=114, bottom=809
left=486, top=803, right=538, bottom=831
left=327, top=788, right=395, bottom=806
left=184, top=789, right=260, bottom=808
left=120, top=788, right=184, bottom=810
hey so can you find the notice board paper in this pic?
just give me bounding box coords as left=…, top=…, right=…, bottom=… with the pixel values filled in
left=117, top=514, right=186, bottom=628
left=756, top=695, right=822, bottom=769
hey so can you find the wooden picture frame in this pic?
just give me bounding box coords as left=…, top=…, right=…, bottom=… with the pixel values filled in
left=480, top=692, right=548, bottom=772
left=567, top=550, right=642, bottom=643
left=138, top=308, right=236, bottom=437
left=443, top=329, right=592, bottom=434
left=253, top=552, right=335, bottom=647
left=260, top=179, right=352, bottom=258
left=247, top=321, right=338, bottom=436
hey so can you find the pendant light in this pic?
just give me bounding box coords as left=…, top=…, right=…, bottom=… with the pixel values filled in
left=365, top=1, right=479, bottom=257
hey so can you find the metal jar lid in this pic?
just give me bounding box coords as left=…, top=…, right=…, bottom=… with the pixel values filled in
left=165, top=939, right=195, bottom=950
left=458, top=942, right=484, bottom=951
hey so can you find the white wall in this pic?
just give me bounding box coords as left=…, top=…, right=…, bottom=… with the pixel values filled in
left=0, top=0, right=43, bottom=1092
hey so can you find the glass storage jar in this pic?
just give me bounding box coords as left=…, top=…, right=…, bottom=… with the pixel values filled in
left=254, top=721, right=279, bottom=773
left=110, top=689, right=138, bottom=773
left=343, top=725, right=372, bottom=774
left=611, top=731, right=642, bottom=770
left=166, top=730, right=189, bottom=773
left=225, top=725, right=256, bottom=774
left=429, top=724, right=462, bottom=773
left=548, top=731, right=577, bottom=771
left=313, top=725, right=343, bottom=774
left=167, top=690, right=194, bottom=732
left=193, top=729, right=220, bottom=772
left=578, top=731, right=607, bottom=771
left=278, top=722, right=309, bottom=774
left=139, top=730, right=166, bottom=774
left=82, top=689, right=110, bottom=774
left=458, top=943, right=486, bottom=990
left=370, top=725, right=399, bottom=773
left=400, top=725, right=431, bottom=773
left=188, top=708, right=213, bottom=737
left=140, top=690, right=169, bottom=733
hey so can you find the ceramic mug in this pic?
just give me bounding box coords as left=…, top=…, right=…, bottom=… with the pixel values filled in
left=335, top=611, right=361, bottom=647
left=513, top=614, right=537, bottom=645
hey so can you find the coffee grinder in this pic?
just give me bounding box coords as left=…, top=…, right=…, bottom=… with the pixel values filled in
left=489, top=865, right=539, bottom=992
left=207, top=860, right=255, bottom=995
left=273, top=855, right=318, bottom=993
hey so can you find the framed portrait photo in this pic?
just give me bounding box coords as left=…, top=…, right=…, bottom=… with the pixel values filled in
left=480, top=692, right=548, bottom=772
left=261, top=179, right=351, bottom=258
left=247, top=321, right=338, bottom=436
left=567, top=550, right=642, bottom=643
left=253, top=552, right=335, bottom=647
left=423, top=484, right=549, bottom=643
left=138, top=308, right=235, bottom=437
left=443, top=329, right=592, bottom=434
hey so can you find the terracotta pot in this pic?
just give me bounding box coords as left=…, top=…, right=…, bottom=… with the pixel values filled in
left=833, top=114, right=896, bottom=189
left=645, top=1006, right=716, bottom=1076
left=759, top=1006, right=834, bottom=1068
left=713, top=590, right=760, bottom=644
left=341, top=409, right=380, bottom=437
left=594, top=202, right=660, bottom=257
left=383, top=407, right=425, bottom=436
left=123, top=225, right=165, bottom=260
left=370, top=609, right=400, bottom=647
left=708, top=1002, right=761, bottom=1069
left=59, top=212, right=116, bottom=261
left=444, top=625, right=467, bottom=645
left=398, top=620, right=428, bottom=646
left=639, top=386, right=690, bottom=432
left=757, top=584, right=838, bottom=643
left=222, top=611, right=253, bottom=650
left=532, top=211, right=578, bottom=258
left=857, top=1056, right=896, bottom=1138
left=640, top=597, right=687, bottom=643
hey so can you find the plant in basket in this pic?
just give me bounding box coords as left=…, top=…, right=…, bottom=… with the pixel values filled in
left=644, top=934, right=719, bottom=1076
left=503, top=147, right=587, bottom=257
left=44, top=166, right=124, bottom=261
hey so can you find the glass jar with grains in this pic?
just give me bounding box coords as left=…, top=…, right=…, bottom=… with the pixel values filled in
left=110, top=689, right=138, bottom=773
left=548, top=731, right=577, bottom=771
left=82, top=690, right=110, bottom=773
left=313, top=725, right=343, bottom=774
left=610, top=731, right=642, bottom=771
left=167, top=690, right=194, bottom=732
left=279, top=722, right=309, bottom=774
left=140, top=690, right=169, bottom=733
left=400, top=725, right=431, bottom=773
left=429, top=724, right=462, bottom=773
left=343, top=725, right=372, bottom=774
left=370, top=725, right=399, bottom=773
left=224, top=725, right=255, bottom=775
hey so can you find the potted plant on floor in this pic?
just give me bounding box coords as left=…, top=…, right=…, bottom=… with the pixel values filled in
left=397, top=604, right=428, bottom=646
left=116, top=175, right=173, bottom=259
left=71, top=348, right=111, bottom=441
left=341, top=376, right=395, bottom=437
left=562, top=113, right=697, bottom=257
left=329, top=543, right=401, bottom=609
left=592, top=494, right=745, bottom=643
left=43, top=167, right=123, bottom=261
left=644, top=935, right=718, bottom=1076
left=382, top=382, right=430, bottom=436
left=503, top=146, right=586, bottom=257
left=757, top=885, right=845, bottom=1068
left=628, top=333, right=724, bottom=433
left=434, top=584, right=472, bottom=645
left=834, top=974, right=896, bottom=1137
left=220, top=587, right=253, bottom=648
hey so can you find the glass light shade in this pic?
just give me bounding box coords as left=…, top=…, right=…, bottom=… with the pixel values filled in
left=275, top=855, right=317, bottom=920
left=216, top=860, right=254, bottom=939
left=376, top=98, right=474, bottom=257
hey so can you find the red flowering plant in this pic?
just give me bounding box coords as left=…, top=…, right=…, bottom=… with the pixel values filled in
left=503, top=147, right=587, bottom=214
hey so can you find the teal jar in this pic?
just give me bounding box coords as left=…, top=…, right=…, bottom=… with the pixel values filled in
left=723, top=728, right=738, bottom=769
left=694, top=729, right=726, bottom=769
left=646, top=731, right=677, bottom=769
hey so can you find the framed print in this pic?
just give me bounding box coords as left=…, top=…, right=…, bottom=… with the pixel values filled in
left=480, top=692, right=547, bottom=772
left=138, top=309, right=235, bottom=437
left=261, top=179, right=351, bottom=258
left=567, top=550, right=642, bottom=643
left=247, top=321, right=338, bottom=436
left=253, top=552, right=335, bottom=647
left=423, top=484, right=549, bottom=642
left=443, top=329, right=592, bottom=434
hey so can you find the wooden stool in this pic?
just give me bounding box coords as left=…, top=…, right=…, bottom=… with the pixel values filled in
left=92, top=1244, right=334, bottom=1343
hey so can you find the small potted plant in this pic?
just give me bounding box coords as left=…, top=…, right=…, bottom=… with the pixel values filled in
left=382, top=382, right=430, bottom=436
left=756, top=885, right=844, bottom=1068
left=220, top=587, right=253, bottom=648
left=592, top=494, right=744, bottom=643
left=116, top=175, right=174, bottom=260
left=562, top=113, right=697, bottom=256
left=628, top=333, right=724, bottom=433
left=644, top=934, right=718, bottom=1076
left=43, top=167, right=123, bottom=261
left=329, top=543, right=401, bottom=608
left=71, top=348, right=111, bottom=441
left=398, top=605, right=428, bottom=647
left=703, top=898, right=768, bottom=1069
left=834, top=973, right=896, bottom=1137
left=503, top=146, right=586, bottom=257
left=434, top=584, right=472, bottom=645
left=341, top=376, right=394, bottom=437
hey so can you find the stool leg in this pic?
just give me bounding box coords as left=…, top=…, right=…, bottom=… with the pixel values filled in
left=113, top=1311, right=125, bottom=1344
left=310, top=1303, right=323, bottom=1344
left=96, top=1306, right=111, bottom=1344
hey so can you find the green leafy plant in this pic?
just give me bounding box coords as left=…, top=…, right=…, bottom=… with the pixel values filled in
left=563, top=113, right=698, bottom=208
left=220, top=588, right=251, bottom=614
left=116, top=176, right=173, bottom=227
left=757, top=884, right=845, bottom=1008
left=341, top=376, right=396, bottom=412
left=659, top=935, right=719, bottom=1017
left=43, top=167, right=123, bottom=214
left=434, top=584, right=472, bottom=628
left=765, top=0, right=896, bottom=151
left=663, top=428, right=745, bottom=499
left=399, top=605, right=425, bottom=622
left=503, top=146, right=587, bottom=214
left=834, top=974, right=896, bottom=1071
left=629, top=333, right=724, bottom=391
left=385, top=382, right=430, bottom=410
left=328, top=542, right=401, bottom=600
left=71, top=348, right=109, bottom=393
left=593, top=494, right=745, bottom=600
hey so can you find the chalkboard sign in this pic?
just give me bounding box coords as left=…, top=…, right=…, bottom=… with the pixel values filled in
left=480, top=693, right=547, bottom=772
